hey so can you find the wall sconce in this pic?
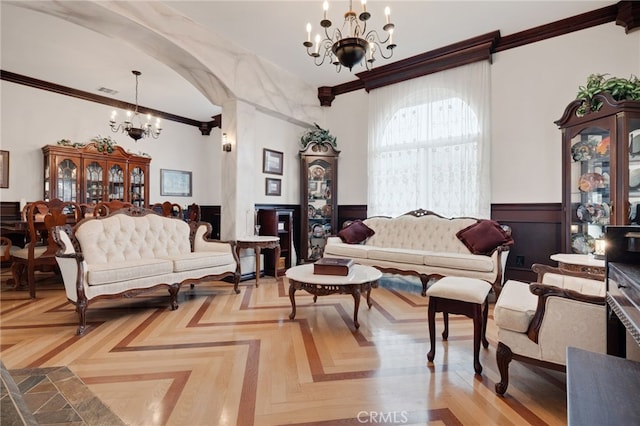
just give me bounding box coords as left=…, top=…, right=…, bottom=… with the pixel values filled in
left=222, top=133, right=232, bottom=152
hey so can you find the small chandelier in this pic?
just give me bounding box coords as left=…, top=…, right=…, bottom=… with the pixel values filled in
left=109, top=70, right=162, bottom=141
left=303, top=0, right=396, bottom=71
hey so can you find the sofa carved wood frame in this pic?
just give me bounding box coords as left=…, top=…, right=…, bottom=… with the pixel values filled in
left=494, top=263, right=606, bottom=396
left=52, top=207, right=240, bottom=335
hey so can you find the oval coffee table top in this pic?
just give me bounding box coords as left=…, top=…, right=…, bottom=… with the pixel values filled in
left=286, top=264, right=382, bottom=285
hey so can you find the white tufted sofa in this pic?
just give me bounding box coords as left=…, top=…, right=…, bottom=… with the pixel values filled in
left=324, top=210, right=511, bottom=296
left=52, top=208, right=240, bottom=335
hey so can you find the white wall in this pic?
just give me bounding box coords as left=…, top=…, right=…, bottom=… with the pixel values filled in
left=0, top=80, right=221, bottom=205
left=2, top=23, right=639, bottom=209
left=327, top=23, right=640, bottom=206
left=491, top=23, right=640, bottom=203
left=325, top=90, right=369, bottom=205
left=251, top=111, right=307, bottom=205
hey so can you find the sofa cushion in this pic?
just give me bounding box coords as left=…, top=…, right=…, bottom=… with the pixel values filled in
left=338, top=220, right=375, bottom=244
left=168, top=252, right=236, bottom=272
left=324, top=242, right=372, bottom=259
left=422, top=252, right=494, bottom=272
left=367, top=248, right=425, bottom=265
left=494, top=280, right=538, bottom=333
left=456, top=219, right=513, bottom=255
left=87, top=258, right=174, bottom=286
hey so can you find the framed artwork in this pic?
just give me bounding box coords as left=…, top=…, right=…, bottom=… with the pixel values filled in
left=265, top=177, right=281, bottom=196
left=263, top=148, right=283, bottom=175
left=0, top=150, right=8, bottom=188
left=160, top=169, right=192, bottom=197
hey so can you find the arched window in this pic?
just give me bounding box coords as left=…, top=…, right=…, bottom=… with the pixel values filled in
left=368, top=61, right=490, bottom=218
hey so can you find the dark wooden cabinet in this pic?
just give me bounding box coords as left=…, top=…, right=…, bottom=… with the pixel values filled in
left=258, top=208, right=294, bottom=275
left=42, top=143, right=150, bottom=206
left=300, top=141, right=339, bottom=262
left=556, top=94, right=640, bottom=254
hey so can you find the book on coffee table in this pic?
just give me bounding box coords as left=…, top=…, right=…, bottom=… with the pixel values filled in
left=313, top=257, right=354, bottom=276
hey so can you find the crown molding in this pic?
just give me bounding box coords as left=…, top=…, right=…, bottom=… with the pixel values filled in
left=0, top=70, right=220, bottom=135
left=318, top=1, right=637, bottom=107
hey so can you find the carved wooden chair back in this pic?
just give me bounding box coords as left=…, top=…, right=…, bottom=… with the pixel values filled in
left=0, top=236, right=13, bottom=263
left=10, top=199, right=82, bottom=298
left=186, top=203, right=201, bottom=222
left=93, top=200, right=133, bottom=217
left=151, top=201, right=183, bottom=218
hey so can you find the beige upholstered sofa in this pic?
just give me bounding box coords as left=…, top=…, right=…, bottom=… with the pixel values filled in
left=323, top=209, right=512, bottom=296
left=493, top=264, right=606, bottom=395
left=52, top=208, right=240, bottom=335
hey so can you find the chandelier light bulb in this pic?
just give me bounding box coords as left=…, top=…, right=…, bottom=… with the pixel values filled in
left=361, top=0, right=367, bottom=12
left=385, top=6, right=390, bottom=24
left=306, top=23, right=312, bottom=42
left=323, top=0, right=329, bottom=18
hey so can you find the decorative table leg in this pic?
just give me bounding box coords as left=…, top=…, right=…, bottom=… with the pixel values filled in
left=365, top=282, right=373, bottom=308
left=288, top=282, right=297, bottom=320
left=351, top=286, right=361, bottom=329
left=255, top=247, right=261, bottom=287
left=274, top=244, right=281, bottom=280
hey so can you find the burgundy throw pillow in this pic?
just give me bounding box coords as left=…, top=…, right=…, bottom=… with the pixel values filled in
left=456, top=219, right=514, bottom=255
left=337, top=220, right=375, bottom=244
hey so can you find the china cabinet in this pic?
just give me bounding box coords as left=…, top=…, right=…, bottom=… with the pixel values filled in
left=42, top=143, right=150, bottom=206
left=299, top=141, right=339, bottom=262
left=555, top=93, right=640, bottom=254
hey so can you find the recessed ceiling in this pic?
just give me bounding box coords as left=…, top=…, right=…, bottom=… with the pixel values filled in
left=1, top=1, right=614, bottom=122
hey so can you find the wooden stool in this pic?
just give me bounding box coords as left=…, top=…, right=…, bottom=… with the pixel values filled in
left=426, top=276, right=492, bottom=374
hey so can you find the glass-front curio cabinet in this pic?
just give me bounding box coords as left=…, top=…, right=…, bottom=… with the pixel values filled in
left=43, top=142, right=150, bottom=206
left=300, top=141, right=340, bottom=262
left=556, top=93, right=640, bottom=255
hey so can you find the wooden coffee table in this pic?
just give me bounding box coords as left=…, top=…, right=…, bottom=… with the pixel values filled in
left=285, top=264, right=382, bottom=329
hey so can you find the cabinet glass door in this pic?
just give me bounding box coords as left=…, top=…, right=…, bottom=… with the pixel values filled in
left=107, top=164, right=125, bottom=201
left=130, top=166, right=145, bottom=206
left=629, top=118, right=640, bottom=225
left=56, top=159, right=78, bottom=202
left=307, top=158, right=333, bottom=260
left=569, top=127, right=611, bottom=254
left=85, top=161, right=104, bottom=204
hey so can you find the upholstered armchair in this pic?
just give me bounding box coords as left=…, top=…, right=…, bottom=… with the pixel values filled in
left=493, top=263, right=606, bottom=395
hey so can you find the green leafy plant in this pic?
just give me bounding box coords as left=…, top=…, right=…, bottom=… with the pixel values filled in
left=91, top=135, right=117, bottom=153
left=300, top=123, right=337, bottom=148
left=576, top=74, right=640, bottom=115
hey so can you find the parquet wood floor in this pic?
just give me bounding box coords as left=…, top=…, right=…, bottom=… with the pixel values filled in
left=0, top=269, right=567, bottom=425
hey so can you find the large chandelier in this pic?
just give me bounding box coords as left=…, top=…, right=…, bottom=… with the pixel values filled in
left=303, top=0, right=396, bottom=71
left=109, top=70, right=162, bottom=141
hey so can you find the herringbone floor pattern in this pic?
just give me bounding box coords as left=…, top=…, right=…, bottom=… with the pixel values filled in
left=0, top=270, right=567, bottom=425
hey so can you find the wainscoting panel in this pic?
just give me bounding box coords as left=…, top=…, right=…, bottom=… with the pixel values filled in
left=492, top=203, right=562, bottom=283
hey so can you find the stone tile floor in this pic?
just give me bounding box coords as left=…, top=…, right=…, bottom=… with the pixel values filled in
left=1, top=362, right=124, bottom=426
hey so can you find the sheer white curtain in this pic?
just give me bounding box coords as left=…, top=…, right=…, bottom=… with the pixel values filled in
left=367, top=61, right=491, bottom=218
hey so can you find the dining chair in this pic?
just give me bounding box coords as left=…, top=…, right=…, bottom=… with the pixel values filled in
left=186, top=203, right=201, bottom=222
left=10, top=199, right=82, bottom=298
left=93, top=200, right=133, bottom=217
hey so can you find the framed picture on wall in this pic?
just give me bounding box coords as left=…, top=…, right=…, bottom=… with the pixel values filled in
left=263, top=149, right=283, bottom=175
left=265, top=178, right=281, bottom=196
left=0, top=150, right=9, bottom=188
left=160, top=169, right=192, bottom=197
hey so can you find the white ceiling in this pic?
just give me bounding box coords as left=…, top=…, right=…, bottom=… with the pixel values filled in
left=1, top=1, right=614, bottom=122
